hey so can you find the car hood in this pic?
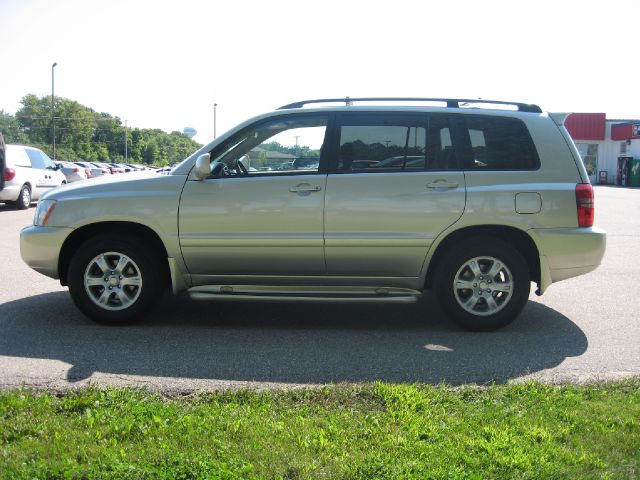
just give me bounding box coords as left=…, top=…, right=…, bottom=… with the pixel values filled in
left=42, top=171, right=189, bottom=229
left=42, top=171, right=183, bottom=201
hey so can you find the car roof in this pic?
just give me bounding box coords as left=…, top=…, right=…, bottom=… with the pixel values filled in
left=276, top=97, right=542, bottom=113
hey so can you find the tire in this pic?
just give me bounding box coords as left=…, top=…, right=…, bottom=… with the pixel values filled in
left=14, top=185, right=31, bottom=210
left=68, top=234, right=163, bottom=325
left=434, top=236, right=530, bottom=331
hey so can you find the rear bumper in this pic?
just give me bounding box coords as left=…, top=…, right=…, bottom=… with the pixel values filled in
left=0, top=184, right=20, bottom=202
left=20, top=225, right=73, bottom=279
left=530, top=226, right=606, bottom=294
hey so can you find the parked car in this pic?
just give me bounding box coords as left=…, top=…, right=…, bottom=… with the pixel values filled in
left=55, top=161, right=88, bottom=183
left=90, top=162, right=117, bottom=175
left=73, top=161, right=107, bottom=178
left=292, top=157, right=320, bottom=170
left=73, top=162, right=106, bottom=178
left=124, top=163, right=147, bottom=171
left=1, top=145, right=66, bottom=209
left=21, top=97, right=606, bottom=331
left=88, top=162, right=111, bottom=176
left=105, top=163, right=126, bottom=174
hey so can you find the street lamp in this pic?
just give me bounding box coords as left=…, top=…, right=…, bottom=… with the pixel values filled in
left=213, top=103, right=218, bottom=139
left=51, top=62, right=57, bottom=160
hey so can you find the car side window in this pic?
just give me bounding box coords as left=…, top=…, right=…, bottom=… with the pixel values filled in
left=336, top=113, right=458, bottom=172
left=462, top=115, right=540, bottom=170
left=210, top=115, right=327, bottom=176
left=26, top=148, right=46, bottom=169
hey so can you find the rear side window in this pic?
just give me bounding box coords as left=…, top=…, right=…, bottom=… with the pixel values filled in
left=336, top=113, right=458, bottom=172
left=462, top=116, right=540, bottom=170
left=26, top=148, right=46, bottom=169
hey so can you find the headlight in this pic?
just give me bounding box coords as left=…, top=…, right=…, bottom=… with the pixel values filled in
left=34, top=200, right=57, bottom=226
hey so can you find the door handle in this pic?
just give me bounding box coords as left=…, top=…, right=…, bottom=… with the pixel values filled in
left=426, top=180, right=459, bottom=190
left=289, top=184, right=321, bottom=193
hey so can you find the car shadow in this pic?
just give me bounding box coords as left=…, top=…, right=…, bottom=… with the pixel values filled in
left=0, top=291, right=588, bottom=386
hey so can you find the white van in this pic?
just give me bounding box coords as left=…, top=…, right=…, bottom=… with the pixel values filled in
left=0, top=145, right=67, bottom=209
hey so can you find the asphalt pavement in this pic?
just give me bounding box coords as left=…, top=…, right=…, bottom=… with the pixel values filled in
left=0, top=186, right=638, bottom=392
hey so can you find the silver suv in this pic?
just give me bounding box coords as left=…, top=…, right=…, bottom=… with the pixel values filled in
left=20, top=98, right=606, bottom=331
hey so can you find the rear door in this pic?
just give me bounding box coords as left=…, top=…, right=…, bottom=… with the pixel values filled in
left=323, top=112, right=466, bottom=277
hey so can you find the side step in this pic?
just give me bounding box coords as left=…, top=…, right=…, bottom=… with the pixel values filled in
left=187, top=285, right=423, bottom=304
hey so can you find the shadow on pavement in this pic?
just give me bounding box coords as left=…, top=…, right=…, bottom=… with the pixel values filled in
left=0, top=291, right=588, bottom=385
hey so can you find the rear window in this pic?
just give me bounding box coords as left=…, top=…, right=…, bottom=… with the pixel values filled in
left=462, top=115, right=540, bottom=170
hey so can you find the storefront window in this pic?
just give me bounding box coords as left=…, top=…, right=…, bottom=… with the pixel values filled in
left=576, top=143, right=598, bottom=177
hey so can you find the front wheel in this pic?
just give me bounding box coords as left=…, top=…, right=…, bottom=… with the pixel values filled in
left=434, top=236, right=530, bottom=331
left=68, top=235, right=163, bottom=325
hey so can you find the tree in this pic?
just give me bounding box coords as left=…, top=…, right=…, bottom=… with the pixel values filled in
left=0, top=110, right=28, bottom=144
left=11, top=94, right=201, bottom=164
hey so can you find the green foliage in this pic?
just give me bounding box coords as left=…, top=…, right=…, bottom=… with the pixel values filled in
left=0, top=110, right=28, bottom=144
left=262, top=141, right=320, bottom=158
left=0, top=94, right=201, bottom=166
left=0, top=381, right=638, bottom=479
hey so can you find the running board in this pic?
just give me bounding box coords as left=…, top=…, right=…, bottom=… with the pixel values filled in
left=187, top=285, right=423, bottom=304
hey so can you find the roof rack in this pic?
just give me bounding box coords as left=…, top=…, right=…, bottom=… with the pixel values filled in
left=278, top=97, right=542, bottom=113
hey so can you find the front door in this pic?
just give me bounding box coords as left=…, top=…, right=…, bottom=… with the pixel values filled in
left=179, top=114, right=329, bottom=284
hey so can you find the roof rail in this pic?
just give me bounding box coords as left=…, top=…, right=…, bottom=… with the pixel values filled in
left=278, top=97, right=542, bottom=113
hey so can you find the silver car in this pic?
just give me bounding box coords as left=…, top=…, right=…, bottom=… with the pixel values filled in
left=55, top=161, right=89, bottom=183
left=20, top=98, right=606, bottom=331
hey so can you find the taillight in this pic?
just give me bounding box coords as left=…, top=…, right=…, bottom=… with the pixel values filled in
left=73, top=167, right=81, bottom=173
left=576, top=183, right=594, bottom=227
left=85, top=169, right=93, bottom=177
left=4, top=168, right=16, bottom=181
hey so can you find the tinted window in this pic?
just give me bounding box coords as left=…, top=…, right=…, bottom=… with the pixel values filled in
left=463, top=116, right=540, bottom=170
left=26, top=148, right=45, bottom=169
left=336, top=113, right=457, bottom=172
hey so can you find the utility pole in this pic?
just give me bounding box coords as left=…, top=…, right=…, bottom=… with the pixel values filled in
left=124, top=120, right=128, bottom=163
left=51, top=62, right=57, bottom=159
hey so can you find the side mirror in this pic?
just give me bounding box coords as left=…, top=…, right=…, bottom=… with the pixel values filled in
left=193, top=153, right=211, bottom=180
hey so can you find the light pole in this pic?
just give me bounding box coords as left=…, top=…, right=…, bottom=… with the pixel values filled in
left=213, top=103, right=218, bottom=139
left=51, top=62, right=57, bottom=160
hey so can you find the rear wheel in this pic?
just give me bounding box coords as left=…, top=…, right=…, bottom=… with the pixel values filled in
left=13, top=185, right=31, bottom=209
left=68, top=235, right=163, bottom=325
left=434, top=236, right=530, bottom=331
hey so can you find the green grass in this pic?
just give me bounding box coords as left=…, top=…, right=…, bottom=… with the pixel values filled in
left=1, top=381, right=638, bottom=479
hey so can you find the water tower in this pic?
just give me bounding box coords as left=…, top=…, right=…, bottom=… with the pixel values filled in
left=183, top=127, right=197, bottom=139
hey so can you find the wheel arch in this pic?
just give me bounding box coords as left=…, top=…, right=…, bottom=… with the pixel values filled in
left=58, top=222, right=171, bottom=288
left=424, top=225, right=541, bottom=290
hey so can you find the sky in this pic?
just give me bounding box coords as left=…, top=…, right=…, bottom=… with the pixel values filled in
left=0, top=0, right=638, bottom=145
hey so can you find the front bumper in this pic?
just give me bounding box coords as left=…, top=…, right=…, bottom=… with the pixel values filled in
left=20, top=225, right=73, bottom=279
left=530, top=226, right=606, bottom=294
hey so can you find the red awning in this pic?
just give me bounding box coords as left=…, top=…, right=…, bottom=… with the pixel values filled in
left=565, top=113, right=606, bottom=141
